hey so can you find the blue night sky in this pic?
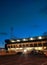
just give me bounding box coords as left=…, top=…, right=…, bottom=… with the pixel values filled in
left=0, top=0, right=47, bottom=47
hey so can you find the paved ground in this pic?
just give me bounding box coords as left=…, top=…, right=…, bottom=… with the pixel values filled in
left=0, top=54, right=47, bottom=65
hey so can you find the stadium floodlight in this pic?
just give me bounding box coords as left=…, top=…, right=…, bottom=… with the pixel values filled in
left=30, top=37, right=34, bottom=40
left=11, top=40, right=15, bottom=42
left=22, top=38, right=27, bottom=41
left=38, top=36, right=42, bottom=39
left=16, top=39, right=20, bottom=42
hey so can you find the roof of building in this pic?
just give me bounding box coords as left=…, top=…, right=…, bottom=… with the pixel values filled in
left=5, top=36, right=47, bottom=44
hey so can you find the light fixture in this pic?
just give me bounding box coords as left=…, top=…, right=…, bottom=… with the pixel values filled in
left=22, top=38, right=27, bottom=41
left=38, top=36, right=42, bottom=39
left=16, top=39, right=20, bottom=42
left=30, top=37, right=33, bottom=40
left=11, top=40, right=15, bottom=42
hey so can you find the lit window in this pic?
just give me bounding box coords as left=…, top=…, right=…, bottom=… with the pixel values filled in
left=24, top=49, right=27, bottom=53
left=38, top=47, right=42, bottom=50
left=44, top=47, right=46, bottom=49
left=35, top=47, right=38, bottom=50
left=16, top=48, right=19, bottom=49
left=20, top=48, right=23, bottom=49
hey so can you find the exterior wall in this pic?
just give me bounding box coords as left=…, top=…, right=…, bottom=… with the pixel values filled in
left=7, top=40, right=47, bottom=52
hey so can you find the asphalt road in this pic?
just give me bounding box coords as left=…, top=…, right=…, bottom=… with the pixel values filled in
left=0, top=54, right=47, bottom=65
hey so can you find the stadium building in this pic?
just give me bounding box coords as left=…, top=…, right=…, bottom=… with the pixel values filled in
left=5, top=36, right=47, bottom=54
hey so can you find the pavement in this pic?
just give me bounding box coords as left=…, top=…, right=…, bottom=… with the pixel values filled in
left=0, top=54, right=47, bottom=65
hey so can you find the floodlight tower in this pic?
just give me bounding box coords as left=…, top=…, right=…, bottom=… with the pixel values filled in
left=10, top=27, right=19, bottom=39
left=10, top=27, right=16, bottom=39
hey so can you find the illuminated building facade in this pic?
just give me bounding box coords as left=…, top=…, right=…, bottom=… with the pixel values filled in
left=5, top=36, right=47, bottom=53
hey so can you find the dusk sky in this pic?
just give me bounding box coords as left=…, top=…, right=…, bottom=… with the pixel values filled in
left=0, top=0, right=47, bottom=47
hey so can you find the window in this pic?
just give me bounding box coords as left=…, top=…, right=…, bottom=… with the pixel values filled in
left=14, top=45, right=15, bottom=48
left=30, top=44, right=33, bottom=47
left=11, top=45, right=13, bottom=48
left=34, top=44, right=37, bottom=47
left=19, top=45, right=22, bottom=47
left=26, top=44, right=29, bottom=47
left=43, top=43, right=47, bottom=46
left=16, top=45, right=18, bottom=48
left=8, top=46, right=10, bottom=48
left=23, top=44, right=25, bottom=47
left=38, top=43, right=42, bottom=47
